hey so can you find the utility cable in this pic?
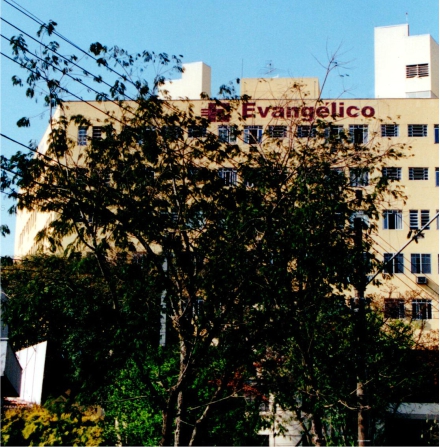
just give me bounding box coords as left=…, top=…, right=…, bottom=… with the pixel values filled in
left=370, top=233, right=439, bottom=294
left=370, top=241, right=439, bottom=305
left=367, top=213, right=438, bottom=286
left=1, top=132, right=84, bottom=174
left=2, top=0, right=138, bottom=89
left=0, top=34, right=223, bottom=142
left=1, top=51, right=128, bottom=127
left=0, top=16, right=138, bottom=102
left=370, top=246, right=439, bottom=317
left=371, top=233, right=439, bottom=301
left=0, top=31, right=137, bottom=117
left=369, top=238, right=439, bottom=313
left=1, top=4, right=227, bottom=139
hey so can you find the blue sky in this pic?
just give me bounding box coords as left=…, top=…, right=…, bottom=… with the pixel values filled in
left=1, top=0, right=438, bottom=257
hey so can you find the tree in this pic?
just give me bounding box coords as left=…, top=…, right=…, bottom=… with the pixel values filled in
left=1, top=20, right=429, bottom=446
left=1, top=254, right=266, bottom=446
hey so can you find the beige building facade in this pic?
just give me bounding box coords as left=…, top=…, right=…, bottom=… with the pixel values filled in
left=14, top=94, right=439, bottom=333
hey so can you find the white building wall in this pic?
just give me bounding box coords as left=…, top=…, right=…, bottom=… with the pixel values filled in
left=375, top=24, right=409, bottom=98
left=159, top=62, right=211, bottom=99
left=16, top=341, right=47, bottom=405
left=404, top=34, right=437, bottom=98
left=259, top=406, right=303, bottom=446
left=429, top=36, right=439, bottom=98
left=375, top=24, right=439, bottom=99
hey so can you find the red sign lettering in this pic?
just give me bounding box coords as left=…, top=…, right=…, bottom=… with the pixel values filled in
left=316, top=106, right=330, bottom=118
left=257, top=106, right=271, bottom=118
left=347, top=106, right=360, bottom=118
left=361, top=106, right=375, bottom=117
left=199, top=102, right=377, bottom=123
left=243, top=102, right=256, bottom=119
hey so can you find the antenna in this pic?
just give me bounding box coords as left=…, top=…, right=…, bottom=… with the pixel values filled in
left=259, top=60, right=279, bottom=75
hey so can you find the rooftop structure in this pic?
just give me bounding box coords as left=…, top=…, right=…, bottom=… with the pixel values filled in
left=375, top=24, right=439, bottom=98
left=159, top=61, right=211, bottom=99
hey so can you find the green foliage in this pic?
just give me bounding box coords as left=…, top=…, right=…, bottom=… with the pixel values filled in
left=260, top=299, right=424, bottom=445
left=0, top=225, right=11, bottom=236
left=100, top=362, right=164, bottom=446
left=1, top=401, right=103, bottom=446
left=1, top=254, right=163, bottom=401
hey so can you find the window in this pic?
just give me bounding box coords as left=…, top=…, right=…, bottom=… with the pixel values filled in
left=137, top=126, right=156, bottom=146
left=259, top=402, right=270, bottom=413
left=193, top=298, right=204, bottom=317
left=92, top=126, right=102, bottom=139
left=406, top=63, right=429, bottom=78
left=381, top=124, right=399, bottom=137
left=435, top=125, right=439, bottom=144
left=244, top=126, right=263, bottom=144
left=421, top=210, right=430, bottom=228
left=409, top=210, right=430, bottom=230
left=412, top=299, right=432, bottom=320
left=409, top=210, right=418, bottom=229
left=409, top=168, right=428, bottom=180
left=267, top=125, right=287, bottom=138
left=382, top=167, right=402, bottom=181
left=297, top=125, right=316, bottom=138
left=332, top=167, right=344, bottom=176
left=218, top=168, right=237, bottom=186
left=383, top=210, right=403, bottom=229
left=78, top=127, right=87, bottom=146
left=325, top=125, right=344, bottom=139
left=349, top=125, right=368, bottom=144
left=384, top=299, right=405, bottom=319
left=218, top=125, right=237, bottom=143
left=408, top=125, right=428, bottom=137
left=436, top=168, right=439, bottom=186
left=162, top=126, right=183, bottom=140
left=188, top=126, right=207, bottom=138
left=384, top=253, right=404, bottom=274
left=411, top=254, right=431, bottom=274
left=349, top=169, right=369, bottom=187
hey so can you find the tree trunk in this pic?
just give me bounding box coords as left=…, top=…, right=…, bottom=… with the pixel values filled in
left=311, top=413, right=326, bottom=446
left=188, top=380, right=226, bottom=446
left=174, top=337, right=190, bottom=446
left=160, top=394, right=177, bottom=447
left=174, top=390, right=184, bottom=446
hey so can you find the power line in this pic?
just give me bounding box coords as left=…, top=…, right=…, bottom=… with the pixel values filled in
left=368, top=214, right=439, bottom=286
left=371, top=235, right=439, bottom=294
left=0, top=32, right=138, bottom=119
left=1, top=1, right=208, bottom=132
left=2, top=0, right=137, bottom=88
left=1, top=51, right=128, bottom=127
left=372, top=233, right=439, bottom=300
left=0, top=26, right=219, bottom=141
left=1, top=132, right=85, bottom=174
left=0, top=18, right=136, bottom=103
left=1, top=10, right=229, bottom=146
left=3, top=0, right=185, bottom=100
left=369, top=237, right=439, bottom=312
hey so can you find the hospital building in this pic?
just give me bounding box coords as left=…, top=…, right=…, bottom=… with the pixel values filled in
left=12, top=23, right=439, bottom=444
